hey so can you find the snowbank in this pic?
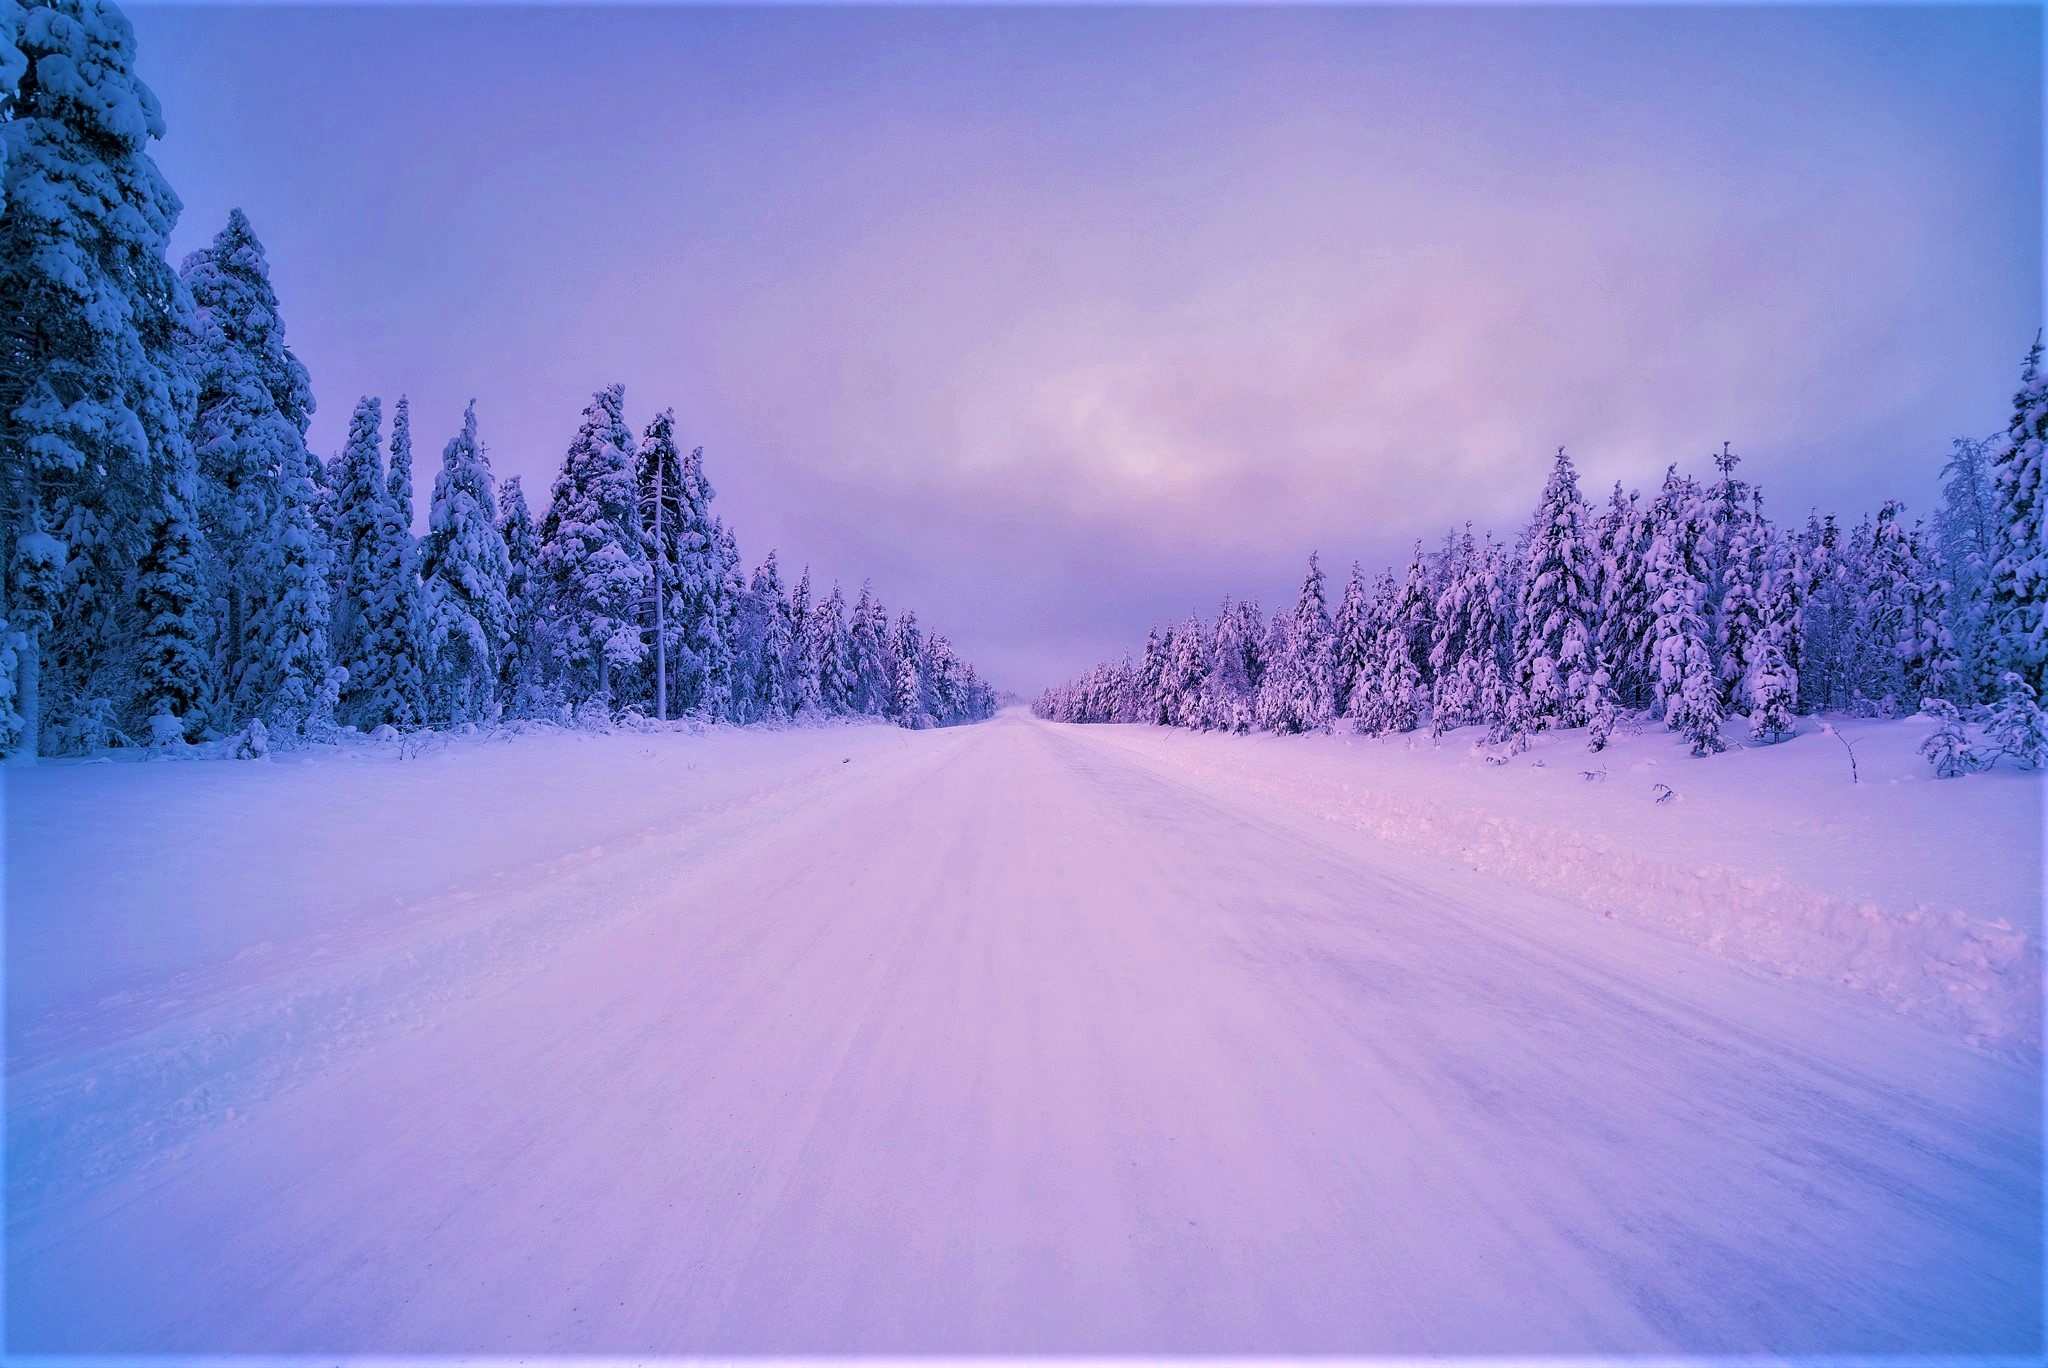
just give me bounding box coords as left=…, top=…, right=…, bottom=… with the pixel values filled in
left=1078, top=713, right=2043, bottom=1057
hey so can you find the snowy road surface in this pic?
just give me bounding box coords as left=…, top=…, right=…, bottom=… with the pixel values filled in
left=8, top=714, right=2040, bottom=1355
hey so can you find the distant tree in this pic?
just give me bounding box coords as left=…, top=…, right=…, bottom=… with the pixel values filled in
left=539, top=384, right=648, bottom=709
left=1512, top=448, right=1601, bottom=730
left=1988, top=338, right=2046, bottom=695
left=421, top=401, right=511, bottom=725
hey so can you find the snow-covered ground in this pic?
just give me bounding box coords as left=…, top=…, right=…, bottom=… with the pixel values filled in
left=5, top=711, right=2041, bottom=1355
left=1080, top=710, right=2044, bottom=1057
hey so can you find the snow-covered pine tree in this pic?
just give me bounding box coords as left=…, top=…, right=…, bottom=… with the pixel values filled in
left=1918, top=697, right=1982, bottom=778
left=387, top=395, right=415, bottom=532
left=1161, top=613, right=1209, bottom=728
left=1, top=0, right=198, bottom=757
left=1512, top=448, right=1601, bottom=731
left=236, top=435, right=337, bottom=737
left=349, top=398, right=429, bottom=729
left=1986, top=671, right=2046, bottom=769
left=329, top=397, right=387, bottom=724
left=1203, top=596, right=1252, bottom=732
left=1987, top=338, right=2046, bottom=696
left=1746, top=524, right=1800, bottom=743
left=1375, top=542, right=1433, bottom=734
left=1698, top=443, right=1752, bottom=672
left=1795, top=513, right=1853, bottom=713
left=130, top=479, right=209, bottom=743
left=706, top=519, right=746, bottom=720
left=889, top=608, right=932, bottom=728
left=496, top=475, right=547, bottom=718
left=663, top=444, right=722, bottom=715
left=812, top=581, right=854, bottom=715
left=181, top=209, right=316, bottom=729
left=847, top=579, right=893, bottom=716
left=539, top=384, right=649, bottom=711
left=1594, top=482, right=1655, bottom=709
left=1715, top=488, right=1769, bottom=716
left=1332, top=563, right=1372, bottom=720
left=635, top=410, right=686, bottom=720
left=1139, top=625, right=1169, bottom=726
left=736, top=550, right=790, bottom=721
left=1857, top=500, right=1956, bottom=709
left=420, top=401, right=512, bottom=725
left=1429, top=527, right=1514, bottom=736
left=1935, top=434, right=2000, bottom=702
left=1645, top=466, right=1724, bottom=754
left=785, top=565, right=822, bottom=715
left=1260, top=552, right=1335, bottom=733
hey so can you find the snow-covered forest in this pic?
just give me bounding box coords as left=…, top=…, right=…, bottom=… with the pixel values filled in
left=0, top=1, right=994, bottom=762
left=1038, top=389, right=2046, bottom=778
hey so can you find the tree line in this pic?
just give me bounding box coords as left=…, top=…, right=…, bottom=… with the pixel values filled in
left=1037, top=363, right=2046, bottom=773
left=0, top=0, right=994, bottom=760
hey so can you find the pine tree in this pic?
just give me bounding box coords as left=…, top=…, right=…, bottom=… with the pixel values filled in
left=1918, top=697, right=1982, bottom=778
left=706, top=520, right=746, bottom=720
left=1987, top=338, right=2046, bottom=695
left=1746, top=526, right=1800, bottom=743
left=1161, top=613, right=1209, bottom=727
left=1796, top=513, right=1854, bottom=713
left=636, top=410, right=686, bottom=720
left=420, top=401, right=511, bottom=725
left=813, top=581, right=854, bottom=714
left=1594, top=483, right=1655, bottom=708
left=661, top=442, right=726, bottom=717
left=1429, top=528, right=1513, bottom=736
left=1373, top=542, right=1433, bottom=733
left=2, top=0, right=197, bottom=757
left=1332, top=563, right=1372, bottom=720
left=330, top=397, right=387, bottom=723
left=847, top=579, right=893, bottom=716
left=130, top=483, right=209, bottom=742
left=785, top=565, right=823, bottom=715
left=889, top=609, right=933, bottom=728
left=737, top=550, right=791, bottom=721
left=1646, top=467, right=1724, bottom=754
left=1935, top=434, right=2000, bottom=702
left=181, top=209, right=316, bottom=728
left=1986, top=672, right=2047, bottom=769
left=1256, top=552, right=1335, bottom=733
left=1512, top=448, right=1601, bottom=730
left=352, top=398, right=429, bottom=729
left=497, top=475, right=547, bottom=717
left=1716, top=489, right=1770, bottom=716
left=236, top=437, right=336, bottom=737
left=539, top=384, right=649, bottom=711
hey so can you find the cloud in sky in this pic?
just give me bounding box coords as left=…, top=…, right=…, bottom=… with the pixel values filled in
left=135, top=3, right=2040, bottom=691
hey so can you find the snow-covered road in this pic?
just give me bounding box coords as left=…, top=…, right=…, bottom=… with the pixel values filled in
left=8, top=714, right=2040, bottom=1355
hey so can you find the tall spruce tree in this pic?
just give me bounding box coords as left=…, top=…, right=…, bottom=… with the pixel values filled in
left=236, top=436, right=336, bottom=737
left=846, top=579, right=891, bottom=716
left=421, top=401, right=511, bottom=725
left=2, top=0, right=198, bottom=757
left=130, top=479, right=209, bottom=742
left=497, top=474, right=546, bottom=717
left=1332, top=563, right=1372, bottom=719
left=1646, top=467, right=1723, bottom=753
left=330, top=397, right=386, bottom=722
left=540, top=384, right=648, bottom=709
left=1260, top=552, right=1335, bottom=733
left=181, top=209, right=315, bottom=726
left=1512, top=448, right=1601, bottom=730
left=813, top=581, right=853, bottom=715
left=1988, top=338, right=2046, bottom=696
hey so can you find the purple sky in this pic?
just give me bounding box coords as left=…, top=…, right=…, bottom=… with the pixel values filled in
left=134, top=3, right=2041, bottom=693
